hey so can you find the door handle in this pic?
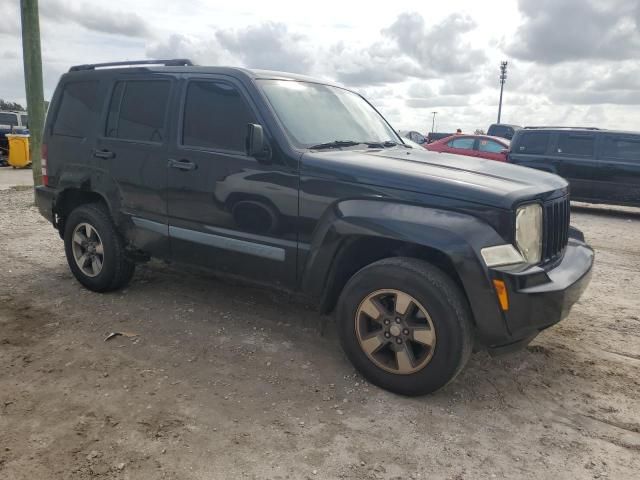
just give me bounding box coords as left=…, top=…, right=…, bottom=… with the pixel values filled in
left=169, top=159, right=197, bottom=171
left=93, top=149, right=115, bottom=159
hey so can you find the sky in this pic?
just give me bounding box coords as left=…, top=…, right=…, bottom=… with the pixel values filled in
left=1, top=0, right=639, bottom=134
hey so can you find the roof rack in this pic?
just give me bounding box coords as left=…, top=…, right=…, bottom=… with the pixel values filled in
left=69, top=59, right=194, bottom=72
left=524, top=126, right=601, bottom=130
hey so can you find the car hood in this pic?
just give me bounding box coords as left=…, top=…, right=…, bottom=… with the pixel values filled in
left=301, top=147, right=568, bottom=209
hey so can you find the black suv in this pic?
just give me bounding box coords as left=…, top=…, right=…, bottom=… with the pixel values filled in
left=509, top=127, right=640, bottom=207
left=487, top=123, right=522, bottom=140
left=35, top=60, right=594, bottom=395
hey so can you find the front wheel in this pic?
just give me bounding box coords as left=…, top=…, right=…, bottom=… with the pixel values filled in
left=63, top=203, right=135, bottom=292
left=337, top=257, right=473, bottom=396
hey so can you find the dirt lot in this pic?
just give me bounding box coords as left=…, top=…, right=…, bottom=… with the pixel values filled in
left=1, top=180, right=639, bottom=479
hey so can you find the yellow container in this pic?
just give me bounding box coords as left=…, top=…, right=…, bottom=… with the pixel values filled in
left=6, top=134, right=31, bottom=168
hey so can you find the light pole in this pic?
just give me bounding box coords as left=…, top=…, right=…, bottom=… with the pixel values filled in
left=497, top=61, right=507, bottom=124
left=431, top=111, right=438, bottom=133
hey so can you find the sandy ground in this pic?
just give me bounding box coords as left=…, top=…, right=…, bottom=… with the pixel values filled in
left=0, top=167, right=33, bottom=190
left=0, top=182, right=639, bottom=479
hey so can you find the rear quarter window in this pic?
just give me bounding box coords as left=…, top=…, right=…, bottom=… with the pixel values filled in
left=52, top=81, right=101, bottom=138
left=514, top=132, right=550, bottom=155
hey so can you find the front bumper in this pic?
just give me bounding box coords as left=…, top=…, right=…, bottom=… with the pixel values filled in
left=488, top=234, right=594, bottom=352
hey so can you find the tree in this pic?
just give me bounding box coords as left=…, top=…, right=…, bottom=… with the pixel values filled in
left=474, top=129, right=486, bottom=135
left=0, top=99, right=26, bottom=111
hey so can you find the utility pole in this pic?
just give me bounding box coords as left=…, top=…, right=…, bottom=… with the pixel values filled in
left=431, top=111, right=438, bottom=133
left=20, top=0, right=45, bottom=186
left=497, top=61, right=508, bottom=124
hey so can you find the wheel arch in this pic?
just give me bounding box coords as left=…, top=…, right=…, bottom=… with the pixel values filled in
left=318, top=236, right=469, bottom=318
left=55, top=188, right=111, bottom=236
left=301, top=199, right=511, bottom=346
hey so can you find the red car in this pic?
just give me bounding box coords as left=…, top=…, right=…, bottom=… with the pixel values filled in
left=425, top=134, right=510, bottom=162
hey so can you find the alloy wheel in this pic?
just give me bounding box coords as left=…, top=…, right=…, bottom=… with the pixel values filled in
left=71, top=222, right=105, bottom=277
left=355, top=289, right=436, bottom=374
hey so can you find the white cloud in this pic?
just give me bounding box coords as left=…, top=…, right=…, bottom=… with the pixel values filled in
left=1, top=0, right=639, bottom=133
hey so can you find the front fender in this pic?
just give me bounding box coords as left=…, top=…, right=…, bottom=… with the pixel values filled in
left=301, top=199, right=511, bottom=346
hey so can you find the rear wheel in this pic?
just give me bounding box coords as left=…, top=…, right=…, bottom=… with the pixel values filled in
left=337, top=257, right=473, bottom=396
left=63, top=203, right=135, bottom=292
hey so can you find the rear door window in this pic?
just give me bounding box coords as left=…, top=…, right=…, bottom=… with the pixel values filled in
left=602, top=136, right=640, bottom=162
left=515, top=132, right=550, bottom=154
left=182, top=80, right=255, bottom=152
left=105, top=80, right=171, bottom=143
left=556, top=133, right=595, bottom=157
left=448, top=137, right=475, bottom=149
left=478, top=139, right=505, bottom=153
left=52, top=81, right=101, bottom=138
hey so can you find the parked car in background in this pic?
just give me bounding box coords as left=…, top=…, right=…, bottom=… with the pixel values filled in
left=0, top=111, right=28, bottom=130
left=0, top=111, right=28, bottom=161
left=401, top=136, right=427, bottom=149
left=508, top=127, right=640, bottom=207
left=426, top=132, right=453, bottom=144
left=487, top=123, right=521, bottom=140
left=399, top=130, right=427, bottom=146
left=35, top=59, right=593, bottom=396
left=426, top=134, right=510, bottom=161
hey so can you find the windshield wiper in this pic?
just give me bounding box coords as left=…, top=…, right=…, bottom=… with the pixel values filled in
left=309, top=140, right=361, bottom=149
left=309, top=140, right=400, bottom=150
left=363, top=140, right=399, bottom=148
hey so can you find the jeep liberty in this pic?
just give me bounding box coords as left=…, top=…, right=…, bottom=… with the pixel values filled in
left=35, top=59, right=594, bottom=395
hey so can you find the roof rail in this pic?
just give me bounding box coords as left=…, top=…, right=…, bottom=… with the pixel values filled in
left=524, top=126, right=601, bottom=130
left=69, top=59, right=194, bottom=72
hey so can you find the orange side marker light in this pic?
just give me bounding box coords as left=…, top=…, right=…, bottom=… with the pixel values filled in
left=493, top=279, right=509, bottom=311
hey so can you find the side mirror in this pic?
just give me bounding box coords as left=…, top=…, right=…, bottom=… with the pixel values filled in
left=246, top=123, right=270, bottom=161
left=500, top=148, right=509, bottom=155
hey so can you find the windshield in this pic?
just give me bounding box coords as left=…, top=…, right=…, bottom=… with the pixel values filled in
left=259, top=80, right=400, bottom=148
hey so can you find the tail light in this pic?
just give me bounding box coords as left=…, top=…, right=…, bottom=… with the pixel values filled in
left=41, top=143, right=48, bottom=186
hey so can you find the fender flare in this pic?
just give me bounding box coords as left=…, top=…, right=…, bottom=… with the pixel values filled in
left=301, top=199, right=510, bottom=345
left=55, top=165, right=123, bottom=220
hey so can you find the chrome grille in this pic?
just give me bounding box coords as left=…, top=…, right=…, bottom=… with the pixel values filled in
left=542, top=196, right=570, bottom=262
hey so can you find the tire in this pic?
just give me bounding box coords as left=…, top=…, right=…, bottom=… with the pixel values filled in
left=63, top=203, right=135, bottom=292
left=336, top=257, right=473, bottom=396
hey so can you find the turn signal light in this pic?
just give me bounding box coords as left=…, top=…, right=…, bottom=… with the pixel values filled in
left=493, top=279, right=509, bottom=311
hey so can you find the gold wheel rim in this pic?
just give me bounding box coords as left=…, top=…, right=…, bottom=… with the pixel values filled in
left=355, top=289, right=436, bottom=375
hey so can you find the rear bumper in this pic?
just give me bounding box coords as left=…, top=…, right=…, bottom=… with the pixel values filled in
left=487, top=233, right=594, bottom=351
left=35, top=185, right=56, bottom=224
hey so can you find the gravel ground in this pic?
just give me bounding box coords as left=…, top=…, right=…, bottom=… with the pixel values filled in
left=1, top=185, right=639, bottom=480
left=0, top=167, right=33, bottom=190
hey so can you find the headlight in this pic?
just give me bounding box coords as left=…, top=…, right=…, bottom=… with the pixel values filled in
left=515, top=203, right=542, bottom=264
